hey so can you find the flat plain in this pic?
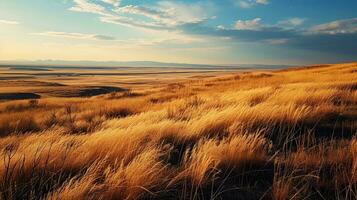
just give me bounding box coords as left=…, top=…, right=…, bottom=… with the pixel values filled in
left=0, top=63, right=356, bottom=199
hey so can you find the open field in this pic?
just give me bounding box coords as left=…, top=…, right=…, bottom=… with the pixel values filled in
left=0, top=62, right=356, bottom=199
left=0, top=65, right=246, bottom=99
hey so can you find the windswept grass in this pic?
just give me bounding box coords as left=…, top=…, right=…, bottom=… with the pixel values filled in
left=0, top=62, right=356, bottom=199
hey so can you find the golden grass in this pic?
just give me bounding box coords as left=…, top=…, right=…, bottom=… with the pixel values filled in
left=352, top=139, right=357, bottom=182
left=0, top=62, right=356, bottom=199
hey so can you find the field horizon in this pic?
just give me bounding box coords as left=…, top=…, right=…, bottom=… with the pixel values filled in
left=2, top=1, right=357, bottom=199
left=0, top=61, right=356, bottom=199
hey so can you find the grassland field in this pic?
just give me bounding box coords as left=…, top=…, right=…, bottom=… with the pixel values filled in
left=0, top=62, right=356, bottom=200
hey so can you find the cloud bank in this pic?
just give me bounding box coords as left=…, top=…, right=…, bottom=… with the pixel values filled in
left=0, top=19, right=19, bottom=25
left=32, top=31, right=116, bottom=41
left=237, top=0, right=269, bottom=8
left=64, top=0, right=357, bottom=56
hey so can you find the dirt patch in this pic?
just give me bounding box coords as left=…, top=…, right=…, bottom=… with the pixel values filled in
left=77, top=86, right=127, bottom=97
left=37, top=86, right=127, bottom=97
left=0, top=93, right=41, bottom=100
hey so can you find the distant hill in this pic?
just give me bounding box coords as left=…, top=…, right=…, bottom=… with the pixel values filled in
left=0, top=60, right=293, bottom=70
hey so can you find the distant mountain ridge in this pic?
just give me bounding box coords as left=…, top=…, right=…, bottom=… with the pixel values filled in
left=0, top=60, right=293, bottom=70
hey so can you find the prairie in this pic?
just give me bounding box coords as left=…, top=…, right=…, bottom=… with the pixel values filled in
left=0, top=62, right=356, bottom=200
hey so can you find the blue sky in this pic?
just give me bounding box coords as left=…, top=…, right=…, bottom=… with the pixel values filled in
left=0, top=0, right=356, bottom=65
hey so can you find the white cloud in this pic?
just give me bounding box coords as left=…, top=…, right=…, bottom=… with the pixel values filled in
left=216, top=25, right=225, bottom=30
left=238, top=1, right=252, bottom=8
left=115, top=5, right=166, bottom=19
left=256, top=0, right=269, bottom=5
left=157, top=1, right=212, bottom=25
left=69, top=0, right=107, bottom=15
left=114, top=5, right=173, bottom=26
left=310, top=18, right=357, bottom=34
left=112, top=1, right=212, bottom=27
left=264, top=38, right=289, bottom=45
left=237, top=0, right=269, bottom=8
left=100, top=15, right=168, bottom=30
left=67, top=0, right=214, bottom=45
left=235, top=18, right=262, bottom=30
left=102, top=0, right=121, bottom=7
left=278, top=18, right=306, bottom=28
left=0, top=19, right=19, bottom=25
left=31, top=31, right=115, bottom=40
left=69, top=0, right=213, bottom=30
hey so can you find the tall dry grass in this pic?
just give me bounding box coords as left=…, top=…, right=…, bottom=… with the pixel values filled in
left=0, top=62, right=356, bottom=199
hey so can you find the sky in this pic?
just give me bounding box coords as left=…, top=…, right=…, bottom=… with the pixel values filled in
left=0, top=0, right=357, bottom=65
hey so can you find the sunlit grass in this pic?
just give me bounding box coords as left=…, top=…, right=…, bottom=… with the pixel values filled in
left=0, top=62, right=356, bottom=199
